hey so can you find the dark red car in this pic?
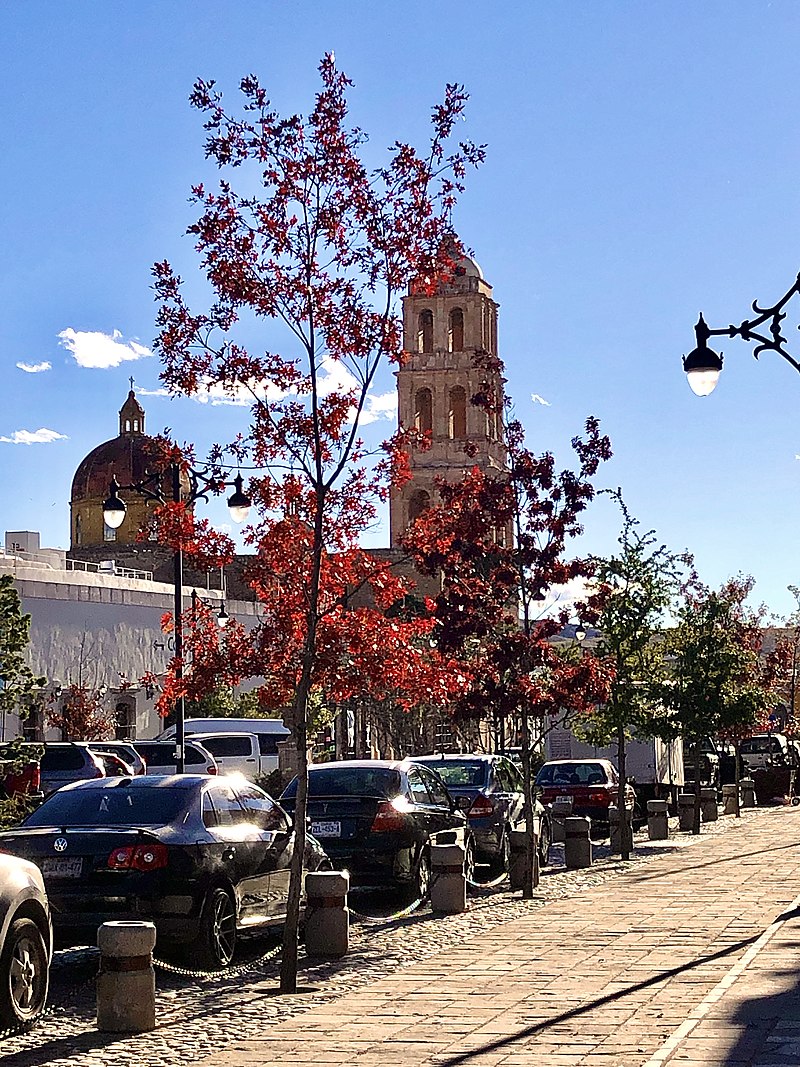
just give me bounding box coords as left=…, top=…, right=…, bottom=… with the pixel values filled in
left=535, top=759, right=636, bottom=826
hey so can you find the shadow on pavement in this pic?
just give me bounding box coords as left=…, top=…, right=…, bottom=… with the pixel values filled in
left=434, top=931, right=763, bottom=1067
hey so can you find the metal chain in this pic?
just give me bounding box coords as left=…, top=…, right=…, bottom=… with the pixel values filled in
left=152, top=942, right=282, bottom=981
left=348, top=895, right=425, bottom=923
left=466, top=871, right=508, bottom=890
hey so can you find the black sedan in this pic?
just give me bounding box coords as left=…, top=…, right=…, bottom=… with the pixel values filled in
left=0, top=775, right=328, bottom=968
left=280, top=759, right=470, bottom=896
left=414, top=753, right=552, bottom=870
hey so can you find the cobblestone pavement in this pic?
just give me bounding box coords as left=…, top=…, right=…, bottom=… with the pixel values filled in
left=0, top=809, right=777, bottom=1067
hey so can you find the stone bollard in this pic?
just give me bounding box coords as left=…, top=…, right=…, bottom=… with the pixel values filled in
left=741, top=778, right=756, bottom=808
left=304, top=870, right=349, bottom=957
left=430, top=842, right=467, bottom=913
left=550, top=795, right=574, bottom=844
left=564, top=816, right=592, bottom=869
left=700, top=787, right=718, bottom=822
left=722, top=783, right=739, bottom=816
left=608, top=805, right=634, bottom=853
left=508, top=826, right=539, bottom=890
left=96, top=921, right=156, bottom=1033
left=647, top=799, right=669, bottom=840
left=678, top=792, right=696, bottom=832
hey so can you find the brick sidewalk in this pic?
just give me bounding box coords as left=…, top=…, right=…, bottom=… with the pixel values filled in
left=198, top=807, right=800, bottom=1067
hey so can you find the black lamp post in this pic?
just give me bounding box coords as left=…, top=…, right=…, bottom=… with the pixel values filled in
left=683, top=273, right=800, bottom=395
left=102, top=462, right=251, bottom=771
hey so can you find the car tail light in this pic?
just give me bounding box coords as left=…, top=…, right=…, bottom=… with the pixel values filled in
left=468, top=794, right=495, bottom=819
left=207, top=764, right=217, bottom=775
left=107, top=843, right=168, bottom=871
left=371, top=797, right=411, bottom=832
left=588, top=791, right=611, bottom=804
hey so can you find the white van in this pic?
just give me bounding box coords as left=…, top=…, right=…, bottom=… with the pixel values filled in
left=156, top=718, right=290, bottom=773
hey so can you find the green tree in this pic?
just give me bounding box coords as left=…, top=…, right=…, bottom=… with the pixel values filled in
left=584, top=494, right=690, bottom=859
left=663, top=576, right=774, bottom=833
left=0, top=575, right=43, bottom=721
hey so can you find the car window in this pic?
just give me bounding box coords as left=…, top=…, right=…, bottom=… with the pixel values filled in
left=417, top=760, right=487, bottom=787
left=40, top=746, right=86, bottom=771
left=536, top=763, right=609, bottom=786
left=418, top=767, right=449, bottom=807
left=235, top=784, right=286, bottom=830
left=199, top=735, right=252, bottom=758
left=493, top=762, right=513, bottom=792
left=184, top=743, right=210, bottom=766
left=258, top=734, right=281, bottom=755
left=283, top=767, right=403, bottom=799
left=206, top=783, right=246, bottom=826
left=24, top=785, right=188, bottom=826
left=503, top=760, right=523, bottom=792
left=407, top=769, right=432, bottom=805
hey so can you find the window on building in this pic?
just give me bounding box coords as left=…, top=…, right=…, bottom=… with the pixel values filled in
left=414, top=388, right=433, bottom=433
left=449, top=386, right=467, bottom=438
left=417, top=310, right=433, bottom=353
left=74, top=514, right=82, bottom=546
left=408, top=489, right=431, bottom=524
left=448, top=308, right=464, bottom=352
left=124, top=419, right=131, bottom=432
left=115, top=701, right=136, bottom=741
left=103, top=522, right=117, bottom=542
left=132, top=419, right=139, bottom=432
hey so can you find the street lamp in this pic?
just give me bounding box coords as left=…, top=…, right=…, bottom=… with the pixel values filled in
left=682, top=273, right=800, bottom=395
left=102, top=461, right=251, bottom=771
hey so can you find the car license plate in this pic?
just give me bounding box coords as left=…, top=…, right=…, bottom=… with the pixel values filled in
left=310, top=820, right=341, bottom=838
left=42, top=856, right=83, bottom=879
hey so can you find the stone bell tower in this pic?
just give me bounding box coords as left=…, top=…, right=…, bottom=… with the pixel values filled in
left=389, top=245, right=508, bottom=546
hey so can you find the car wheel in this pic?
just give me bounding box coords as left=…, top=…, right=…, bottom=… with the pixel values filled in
left=537, top=819, right=551, bottom=867
left=464, top=837, right=476, bottom=885
left=0, top=918, right=49, bottom=1030
left=196, top=887, right=237, bottom=969
left=414, top=850, right=431, bottom=900
left=492, top=829, right=512, bottom=874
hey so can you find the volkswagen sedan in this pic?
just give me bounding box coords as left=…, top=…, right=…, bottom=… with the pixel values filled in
left=0, top=775, right=327, bottom=969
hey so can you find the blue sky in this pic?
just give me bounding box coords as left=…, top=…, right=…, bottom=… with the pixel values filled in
left=4, top=2, right=800, bottom=618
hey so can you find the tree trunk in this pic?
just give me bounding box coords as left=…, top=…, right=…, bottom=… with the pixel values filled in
left=692, top=740, right=702, bottom=835
left=734, top=739, right=742, bottom=818
left=279, top=684, right=309, bottom=993
left=616, top=724, right=632, bottom=860
left=520, top=706, right=536, bottom=899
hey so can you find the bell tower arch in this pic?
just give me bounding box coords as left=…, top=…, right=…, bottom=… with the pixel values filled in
left=389, top=244, right=508, bottom=546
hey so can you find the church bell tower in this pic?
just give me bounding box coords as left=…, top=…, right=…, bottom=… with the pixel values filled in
left=389, top=245, right=508, bottom=546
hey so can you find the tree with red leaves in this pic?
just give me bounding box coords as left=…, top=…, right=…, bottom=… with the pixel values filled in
left=404, top=396, right=614, bottom=898
left=152, top=56, right=483, bottom=989
left=47, top=684, right=114, bottom=742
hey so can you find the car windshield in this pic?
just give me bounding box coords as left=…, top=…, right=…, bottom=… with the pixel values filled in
left=283, top=767, right=402, bottom=799
left=536, top=763, right=609, bottom=787
left=22, top=786, right=189, bottom=827
left=741, top=737, right=781, bottom=754
left=417, top=761, right=487, bottom=787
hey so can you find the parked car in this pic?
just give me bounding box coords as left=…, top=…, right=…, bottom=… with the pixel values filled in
left=412, top=753, right=552, bottom=870
left=179, top=732, right=272, bottom=780
left=280, top=759, right=471, bottom=896
left=38, top=743, right=108, bottom=796
left=86, top=741, right=146, bottom=776
left=132, top=739, right=218, bottom=776
left=739, top=733, right=798, bottom=773
left=535, top=759, right=636, bottom=826
left=157, top=718, right=289, bottom=774
left=0, top=775, right=328, bottom=968
left=0, top=743, right=42, bottom=800
left=0, top=852, right=52, bottom=1028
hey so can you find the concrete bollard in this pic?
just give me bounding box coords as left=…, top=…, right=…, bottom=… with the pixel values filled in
left=741, top=778, right=756, bottom=808
left=304, top=870, right=349, bottom=957
left=608, top=805, right=634, bottom=852
left=564, top=816, right=592, bottom=869
left=96, top=921, right=156, bottom=1033
left=550, top=795, right=574, bottom=844
left=430, top=842, right=467, bottom=913
left=647, top=799, right=669, bottom=840
left=508, top=826, right=539, bottom=890
left=678, top=793, right=696, bottom=832
left=700, top=786, right=718, bottom=822
left=722, top=783, right=739, bottom=816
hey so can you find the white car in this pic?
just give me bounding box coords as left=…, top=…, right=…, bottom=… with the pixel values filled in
left=0, top=852, right=52, bottom=1028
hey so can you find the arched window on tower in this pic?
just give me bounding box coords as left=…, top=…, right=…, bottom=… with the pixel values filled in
left=448, top=308, right=464, bottom=352
left=75, top=513, right=82, bottom=546
left=449, top=386, right=467, bottom=439
left=124, top=419, right=131, bottom=432
left=408, top=489, right=431, bottom=524
left=417, top=310, right=433, bottom=353
left=414, top=388, right=433, bottom=434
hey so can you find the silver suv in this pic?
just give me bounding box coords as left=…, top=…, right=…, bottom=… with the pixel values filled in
left=0, top=853, right=52, bottom=1028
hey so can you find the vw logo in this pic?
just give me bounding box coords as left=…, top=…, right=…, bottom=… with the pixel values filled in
left=53, top=838, right=68, bottom=853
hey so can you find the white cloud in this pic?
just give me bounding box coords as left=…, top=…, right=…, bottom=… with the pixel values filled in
left=0, top=427, right=68, bottom=445
left=360, top=390, right=398, bottom=427
left=16, top=361, right=51, bottom=374
left=136, top=387, right=170, bottom=397
left=531, top=393, right=551, bottom=407
left=58, top=328, right=152, bottom=369
left=538, top=576, right=594, bottom=620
